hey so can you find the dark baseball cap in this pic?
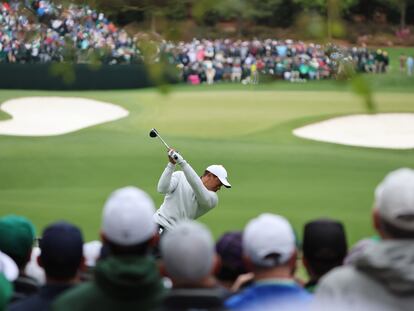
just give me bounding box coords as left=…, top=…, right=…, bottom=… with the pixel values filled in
left=39, top=221, right=84, bottom=279
left=215, top=231, right=246, bottom=281
left=302, top=219, right=347, bottom=262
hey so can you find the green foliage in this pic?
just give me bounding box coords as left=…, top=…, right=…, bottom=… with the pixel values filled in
left=293, top=0, right=358, bottom=13
left=351, top=75, right=376, bottom=113
left=49, top=63, right=76, bottom=85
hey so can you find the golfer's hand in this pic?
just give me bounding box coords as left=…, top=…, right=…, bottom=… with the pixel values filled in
left=168, top=149, right=185, bottom=165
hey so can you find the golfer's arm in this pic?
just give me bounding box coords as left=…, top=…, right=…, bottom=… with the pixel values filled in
left=181, top=162, right=216, bottom=207
left=157, top=163, right=178, bottom=194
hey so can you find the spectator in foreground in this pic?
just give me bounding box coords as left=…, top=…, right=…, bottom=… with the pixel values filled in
left=315, top=168, right=414, bottom=311
left=53, top=186, right=165, bottom=311
left=0, top=215, right=39, bottom=302
left=215, top=231, right=250, bottom=292
left=0, top=251, right=18, bottom=310
left=9, top=221, right=84, bottom=311
left=160, top=220, right=229, bottom=310
left=225, top=213, right=312, bottom=310
left=80, top=240, right=103, bottom=282
left=302, top=219, right=347, bottom=293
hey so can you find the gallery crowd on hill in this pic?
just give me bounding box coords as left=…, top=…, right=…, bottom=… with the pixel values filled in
left=164, top=39, right=394, bottom=84
left=2, top=0, right=412, bottom=86
left=0, top=167, right=413, bottom=311
left=0, top=0, right=141, bottom=64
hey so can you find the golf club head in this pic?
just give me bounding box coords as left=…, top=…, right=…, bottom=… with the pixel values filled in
left=149, top=128, right=158, bottom=138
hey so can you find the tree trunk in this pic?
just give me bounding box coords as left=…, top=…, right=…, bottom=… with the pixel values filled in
left=151, top=12, right=156, bottom=33
left=400, top=0, right=406, bottom=29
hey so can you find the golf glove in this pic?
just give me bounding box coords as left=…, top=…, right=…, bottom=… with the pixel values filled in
left=168, top=150, right=185, bottom=165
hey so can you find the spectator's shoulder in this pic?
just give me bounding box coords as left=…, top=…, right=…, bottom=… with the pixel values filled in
left=52, top=282, right=95, bottom=311
left=316, top=265, right=365, bottom=298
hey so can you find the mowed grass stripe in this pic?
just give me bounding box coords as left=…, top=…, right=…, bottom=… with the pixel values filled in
left=0, top=87, right=413, bottom=244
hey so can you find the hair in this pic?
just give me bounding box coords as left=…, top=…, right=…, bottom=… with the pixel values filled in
left=202, top=170, right=211, bottom=177
left=104, top=239, right=152, bottom=256
left=11, top=252, right=31, bottom=270
left=41, top=256, right=82, bottom=280
left=306, top=258, right=343, bottom=279
left=252, top=253, right=290, bottom=271
left=380, top=217, right=414, bottom=239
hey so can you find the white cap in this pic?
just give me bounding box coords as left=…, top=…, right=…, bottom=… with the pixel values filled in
left=206, top=165, right=231, bottom=188
left=83, top=240, right=102, bottom=267
left=375, top=168, right=414, bottom=231
left=102, top=186, right=157, bottom=246
left=243, top=213, right=295, bottom=267
left=160, top=221, right=215, bottom=283
left=0, top=250, right=18, bottom=282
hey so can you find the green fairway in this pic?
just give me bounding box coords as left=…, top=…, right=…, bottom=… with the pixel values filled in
left=0, top=73, right=414, bottom=247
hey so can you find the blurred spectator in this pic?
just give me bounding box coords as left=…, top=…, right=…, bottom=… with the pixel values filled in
left=407, top=55, right=414, bottom=76
left=215, top=231, right=249, bottom=291
left=0, top=251, right=18, bottom=310
left=8, top=221, right=84, bottom=311
left=160, top=220, right=229, bottom=311
left=53, top=186, right=165, bottom=311
left=80, top=240, right=102, bottom=282
left=400, top=53, right=407, bottom=73
left=302, top=219, right=347, bottom=293
left=0, top=215, right=39, bottom=302
left=315, top=168, right=414, bottom=311
left=24, top=247, right=46, bottom=286
left=225, top=213, right=312, bottom=310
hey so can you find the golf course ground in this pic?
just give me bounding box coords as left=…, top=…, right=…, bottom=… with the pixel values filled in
left=1, top=46, right=414, bottom=247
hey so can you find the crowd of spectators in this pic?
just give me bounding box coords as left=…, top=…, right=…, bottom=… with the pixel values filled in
left=1, top=0, right=403, bottom=86
left=0, top=0, right=141, bottom=64
left=0, top=167, right=413, bottom=310
left=162, top=39, right=393, bottom=84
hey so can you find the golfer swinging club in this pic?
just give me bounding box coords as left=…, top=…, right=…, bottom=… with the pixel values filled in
left=154, top=148, right=231, bottom=233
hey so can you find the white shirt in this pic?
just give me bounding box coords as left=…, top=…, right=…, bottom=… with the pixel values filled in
left=153, top=162, right=218, bottom=230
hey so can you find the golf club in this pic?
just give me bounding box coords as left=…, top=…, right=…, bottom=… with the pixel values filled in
left=149, top=128, right=170, bottom=150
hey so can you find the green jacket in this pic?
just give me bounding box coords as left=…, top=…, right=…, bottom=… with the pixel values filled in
left=53, top=255, right=165, bottom=311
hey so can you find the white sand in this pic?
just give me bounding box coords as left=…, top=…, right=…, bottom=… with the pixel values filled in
left=0, top=97, right=129, bottom=136
left=293, top=113, right=414, bottom=150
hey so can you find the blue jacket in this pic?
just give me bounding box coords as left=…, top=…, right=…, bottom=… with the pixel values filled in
left=225, top=279, right=312, bottom=310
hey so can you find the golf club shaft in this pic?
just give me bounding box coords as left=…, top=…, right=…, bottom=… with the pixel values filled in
left=156, top=133, right=170, bottom=150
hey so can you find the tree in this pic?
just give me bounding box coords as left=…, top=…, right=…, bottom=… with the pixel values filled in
left=382, top=0, right=414, bottom=28
left=293, top=0, right=358, bottom=13
left=293, top=0, right=357, bottom=39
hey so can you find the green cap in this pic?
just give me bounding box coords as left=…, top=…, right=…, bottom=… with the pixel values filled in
left=0, top=274, right=12, bottom=310
left=0, top=215, right=36, bottom=268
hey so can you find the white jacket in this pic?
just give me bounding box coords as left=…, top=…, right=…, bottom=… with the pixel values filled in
left=153, top=162, right=218, bottom=230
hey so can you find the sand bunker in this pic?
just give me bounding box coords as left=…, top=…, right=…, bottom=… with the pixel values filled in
left=0, top=97, right=129, bottom=136
left=293, top=113, right=414, bottom=150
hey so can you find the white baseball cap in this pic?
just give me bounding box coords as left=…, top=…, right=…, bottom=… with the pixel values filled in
left=243, top=213, right=296, bottom=267
left=160, top=220, right=215, bottom=283
left=375, top=168, right=414, bottom=231
left=206, top=165, right=231, bottom=188
left=102, top=186, right=157, bottom=246
left=0, top=250, right=18, bottom=282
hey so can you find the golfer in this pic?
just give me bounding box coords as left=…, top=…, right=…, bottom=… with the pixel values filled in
left=154, top=148, right=231, bottom=232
